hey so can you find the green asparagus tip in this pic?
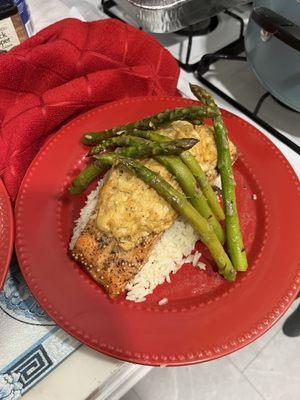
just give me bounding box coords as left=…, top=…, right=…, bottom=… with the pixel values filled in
left=189, top=83, right=198, bottom=92
left=175, top=138, right=198, bottom=150
left=82, top=132, right=96, bottom=144
left=68, top=184, right=82, bottom=195
left=189, top=83, right=209, bottom=101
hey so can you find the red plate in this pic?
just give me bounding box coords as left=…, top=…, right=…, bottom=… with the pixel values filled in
left=15, top=97, right=300, bottom=366
left=0, top=179, right=14, bottom=289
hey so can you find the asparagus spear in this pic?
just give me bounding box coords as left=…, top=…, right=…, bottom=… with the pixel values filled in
left=190, top=83, right=247, bottom=271
left=155, top=155, right=225, bottom=244
left=91, top=139, right=224, bottom=242
left=117, top=157, right=236, bottom=281
left=68, top=139, right=198, bottom=194
left=125, top=129, right=225, bottom=220
left=180, top=151, right=225, bottom=220
left=89, top=135, right=198, bottom=157
left=89, top=136, right=148, bottom=156
left=68, top=162, right=109, bottom=195
left=82, top=106, right=216, bottom=145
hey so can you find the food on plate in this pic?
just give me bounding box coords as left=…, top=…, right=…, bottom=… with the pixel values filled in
left=91, top=124, right=228, bottom=221
left=89, top=135, right=199, bottom=157
left=190, top=84, right=247, bottom=271
left=82, top=105, right=217, bottom=146
left=69, top=84, right=247, bottom=301
left=115, top=157, right=236, bottom=278
left=155, top=155, right=224, bottom=243
left=69, top=138, right=197, bottom=195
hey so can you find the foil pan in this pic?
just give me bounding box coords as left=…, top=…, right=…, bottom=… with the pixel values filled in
left=114, top=0, right=249, bottom=33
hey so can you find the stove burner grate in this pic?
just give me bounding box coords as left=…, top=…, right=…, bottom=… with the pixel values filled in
left=100, top=0, right=300, bottom=155
left=175, top=17, right=219, bottom=36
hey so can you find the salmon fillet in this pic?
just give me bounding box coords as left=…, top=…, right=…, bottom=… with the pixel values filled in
left=71, top=122, right=238, bottom=298
left=72, top=218, right=160, bottom=298
left=156, top=121, right=238, bottom=183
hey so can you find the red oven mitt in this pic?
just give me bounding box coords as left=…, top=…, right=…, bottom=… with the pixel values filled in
left=0, top=18, right=179, bottom=200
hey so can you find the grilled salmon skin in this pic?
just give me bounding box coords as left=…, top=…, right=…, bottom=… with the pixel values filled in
left=71, top=121, right=237, bottom=298
left=73, top=219, right=159, bottom=298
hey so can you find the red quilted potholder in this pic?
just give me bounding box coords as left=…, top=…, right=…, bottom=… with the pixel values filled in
left=0, top=18, right=179, bottom=200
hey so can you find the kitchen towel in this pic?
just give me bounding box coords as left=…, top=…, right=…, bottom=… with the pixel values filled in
left=0, top=17, right=179, bottom=200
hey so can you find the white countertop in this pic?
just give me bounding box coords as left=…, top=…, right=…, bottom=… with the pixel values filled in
left=23, top=347, right=121, bottom=400
left=23, top=346, right=151, bottom=400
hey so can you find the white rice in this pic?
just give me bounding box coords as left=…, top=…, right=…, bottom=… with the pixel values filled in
left=158, top=298, right=168, bottom=306
left=197, top=261, right=206, bottom=270
left=192, top=251, right=202, bottom=266
left=70, top=179, right=202, bottom=303
left=182, top=254, right=193, bottom=263
left=214, top=175, right=222, bottom=189
left=252, top=193, right=257, bottom=200
left=69, top=179, right=104, bottom=250
left=126, top=219, right=198, bottom=302
left=182, top=251, right=206, bottom=271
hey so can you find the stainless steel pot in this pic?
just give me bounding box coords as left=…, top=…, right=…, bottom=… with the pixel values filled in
left=245, top=0, right=300, bottom=112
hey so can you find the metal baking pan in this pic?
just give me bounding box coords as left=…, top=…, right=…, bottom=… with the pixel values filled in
left=114, top=0, right=249, bottom=33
